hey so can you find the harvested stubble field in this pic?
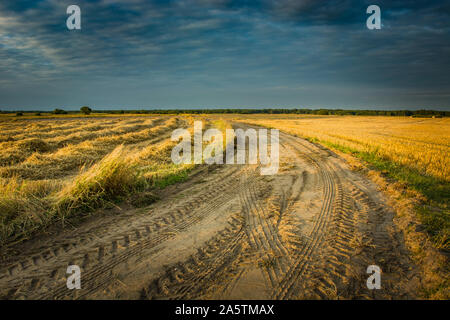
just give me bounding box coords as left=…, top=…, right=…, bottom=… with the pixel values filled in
left=0, top=116, right=196, bottom=243
left=0, top=114, right=448, bottom=300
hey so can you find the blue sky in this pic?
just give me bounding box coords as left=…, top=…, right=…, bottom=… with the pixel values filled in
left=0, top=0, right=449, bottom=110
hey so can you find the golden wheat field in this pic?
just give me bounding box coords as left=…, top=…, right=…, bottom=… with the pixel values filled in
left=237, top=115, right=450, bottom=182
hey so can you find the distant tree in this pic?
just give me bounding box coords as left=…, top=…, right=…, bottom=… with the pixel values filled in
left=34, top=112, right=41, bottom=116
left=316, top=109, right=329, bottom=115
left=53, top=108, right=67, bottom=114
left=16, top=112, right=23, bottom=116
left=80, top=106, right=92, bottom=115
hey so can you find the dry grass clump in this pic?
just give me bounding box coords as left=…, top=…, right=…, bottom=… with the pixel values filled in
left=55, top=145, right=147, bottom=217
left=0, top=178, right=63, bottom=241
left=17, top=138, right=52, bottom=153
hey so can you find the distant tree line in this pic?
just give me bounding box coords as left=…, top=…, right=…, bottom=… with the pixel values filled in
left=1, top=108, right=448, bottom=117
left=93, top=108, right=449, bottom=117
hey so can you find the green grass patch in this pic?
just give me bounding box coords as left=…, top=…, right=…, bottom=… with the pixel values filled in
left=152, top=169, right=190, bottom=189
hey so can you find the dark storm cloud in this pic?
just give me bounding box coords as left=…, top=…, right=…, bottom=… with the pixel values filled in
left=0, top=0, right=449, bottom=109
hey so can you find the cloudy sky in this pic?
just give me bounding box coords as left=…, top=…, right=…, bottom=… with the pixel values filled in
left=0, top=0, right=449, bottom=110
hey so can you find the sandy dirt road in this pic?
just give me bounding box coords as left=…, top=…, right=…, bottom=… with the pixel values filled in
left=0, top=123, right=418, bottom=299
